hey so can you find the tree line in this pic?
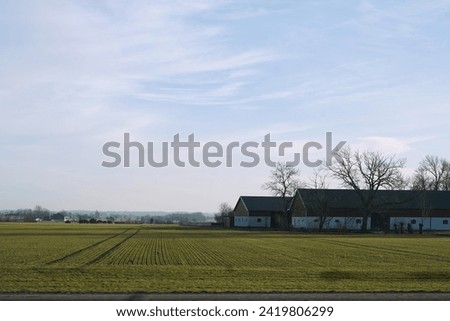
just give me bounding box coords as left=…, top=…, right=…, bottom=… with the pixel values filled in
left=0, top=207, right=210, bottom=224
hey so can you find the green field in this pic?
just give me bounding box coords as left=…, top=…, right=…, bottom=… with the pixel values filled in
left=1, top=223, right=450, bottom=293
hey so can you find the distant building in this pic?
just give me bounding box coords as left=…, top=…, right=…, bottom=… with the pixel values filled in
left=232, top=196, right=292, bottom=228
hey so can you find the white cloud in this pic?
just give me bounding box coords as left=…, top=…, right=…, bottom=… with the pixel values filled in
left=352, top=136, right=435, bottom=155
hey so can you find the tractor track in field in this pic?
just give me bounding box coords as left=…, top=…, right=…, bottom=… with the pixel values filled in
left=85, top=229, right=140, bottom=265
left=46, top=229, right=135, bottom=265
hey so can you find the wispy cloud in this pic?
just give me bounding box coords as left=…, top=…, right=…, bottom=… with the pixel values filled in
left=1, top=0, right=450, bottom=211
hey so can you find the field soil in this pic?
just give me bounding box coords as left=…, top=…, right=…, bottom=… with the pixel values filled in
left=1, top=223, right=450, bottom=293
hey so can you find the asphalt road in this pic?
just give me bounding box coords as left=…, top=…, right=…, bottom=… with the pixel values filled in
left=1, top=292, right=450, bottom=301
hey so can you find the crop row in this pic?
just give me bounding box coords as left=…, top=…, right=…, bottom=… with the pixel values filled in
left=90, top=232, right=332, bottom=267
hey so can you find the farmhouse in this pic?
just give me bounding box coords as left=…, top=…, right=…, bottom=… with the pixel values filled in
left=232, top=196, right=292, bottom=228
left=233, top=189, right=450, bottom=231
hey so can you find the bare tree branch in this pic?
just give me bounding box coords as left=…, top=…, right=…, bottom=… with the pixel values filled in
left=215, top=202, right=233, bottom=225
left=412, top=155, right=450, bottom=191
left=262, top=162, right=301, bottom=198
left=327, top=147, right=406, bottom=231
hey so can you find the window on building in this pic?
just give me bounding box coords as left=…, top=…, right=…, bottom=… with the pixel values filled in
left=314, top=219, right=319, bottom=222
left=335, top=219, right=340, bottom=223
left=257, top=218, right=262, bottom=223
left=411, top=219, right=417, bottom=224
left=444, top=220, right=449, bottom=225
left=356, top=219, right=361, bottom=224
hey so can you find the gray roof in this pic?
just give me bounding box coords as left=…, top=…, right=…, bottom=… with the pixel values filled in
left=297, top=189, right=450, bottom=210
left=238, top=196, right=292, bottom=212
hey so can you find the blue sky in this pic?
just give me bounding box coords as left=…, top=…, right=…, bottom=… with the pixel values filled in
left=1, top=0, right=450, bottom=212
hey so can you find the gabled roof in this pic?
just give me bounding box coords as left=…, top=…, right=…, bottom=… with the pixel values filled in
left=296, top=189, right=450, bottom=210
left=236, top=196, right=292, bottom=213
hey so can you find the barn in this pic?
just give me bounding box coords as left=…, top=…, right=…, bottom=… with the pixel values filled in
left=290, top=189, right=369, bottom=230
left=291, top=189, right=450, bottom=231
left=233, top=196, right=292, bottom=228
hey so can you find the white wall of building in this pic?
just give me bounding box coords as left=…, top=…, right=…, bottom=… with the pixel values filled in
left=292, top=216, right=450, bottom=231
left=390, top=217, right=450, bottom=231
left=234, top=216, right=271, bottom=228
left=234, top=216, right=248, bottom=227
left=292, top=216, right=370, bottom=230
left=249, top=216, right=271, bottom=228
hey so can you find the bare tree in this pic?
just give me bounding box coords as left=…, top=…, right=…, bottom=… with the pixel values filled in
left=411, top=155, right=450, bottom=231
left=327, top=147, right=406, bottom=231
left=415, top=190, right=432, bottom=231
left=306, top=169, right=333, bottom=231
left=33, top=205, right=50, bottom=221
left=443, top=164, right=450, bottom=191
left=262, top=162, right=301, bottom=198
left=309, top=168, right=328, bottom=190
left=412, top=155, right=450, bottom=191
left=262, top=162, right=301, bottom=229
left=215, top=202, right=233, bottom=226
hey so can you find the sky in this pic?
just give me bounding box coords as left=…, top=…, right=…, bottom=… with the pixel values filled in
left=1, top=0, right=450, bottom=213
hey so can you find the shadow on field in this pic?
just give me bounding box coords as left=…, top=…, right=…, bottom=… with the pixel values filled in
left=320, top=271, right=357, bottom=280
left=320, top=270, right=450, bottom=281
